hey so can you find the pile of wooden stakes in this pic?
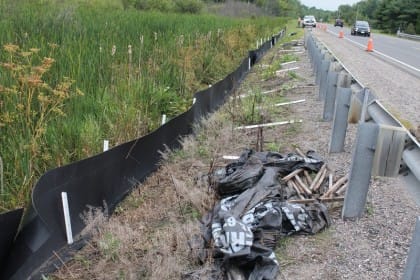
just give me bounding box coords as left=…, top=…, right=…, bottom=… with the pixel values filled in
left=283, top=149, right=348, bottom=204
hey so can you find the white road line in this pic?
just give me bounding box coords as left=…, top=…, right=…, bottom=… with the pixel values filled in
left=326, top=30, right=420, bottom=73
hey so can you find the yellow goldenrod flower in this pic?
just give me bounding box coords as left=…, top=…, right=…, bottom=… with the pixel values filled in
left=3, top=44, right=19, bottom=53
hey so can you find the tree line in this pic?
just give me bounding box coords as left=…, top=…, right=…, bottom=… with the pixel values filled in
left=121, top=0, right=419, bottom=35
left=337, top=0, right=419, bottom=34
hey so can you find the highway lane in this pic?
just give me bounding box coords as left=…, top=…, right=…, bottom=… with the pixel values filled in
left=326, top=24, right=420, bottom=73
left=311, top=27, right=420, bottom=132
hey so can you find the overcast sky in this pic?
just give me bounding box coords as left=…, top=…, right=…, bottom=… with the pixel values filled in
left=300, top=0, right=360, bottom=11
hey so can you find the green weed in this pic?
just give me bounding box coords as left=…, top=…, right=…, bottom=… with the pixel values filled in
left=0, top=0, right=285, bottom=210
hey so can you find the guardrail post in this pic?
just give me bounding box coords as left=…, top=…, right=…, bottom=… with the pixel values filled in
left=329, top=87, right=352, bottom=153
left=312, top=41, right=322, bottom=73
left=323, top=70, right=350, bottom=120
left=342, top=122, right=379, bottom=219
left=319, top=54, right=332, bottom=100
left=315, top=49, right=327, bottom=85
left=404, top=216, right=420, bottom=279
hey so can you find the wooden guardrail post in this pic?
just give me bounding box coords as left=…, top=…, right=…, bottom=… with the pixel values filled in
left=372, top=125, right=406, bottom=177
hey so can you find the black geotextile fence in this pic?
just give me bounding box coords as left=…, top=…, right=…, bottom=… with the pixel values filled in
left=0, top=30, right=285, bottom=280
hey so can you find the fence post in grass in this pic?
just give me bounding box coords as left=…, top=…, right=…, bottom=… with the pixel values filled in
left=404, top=216, right=420, bottom=279
left=61, top=192, right=73, bottom=245
left=103, top=140, right=109, bottom=152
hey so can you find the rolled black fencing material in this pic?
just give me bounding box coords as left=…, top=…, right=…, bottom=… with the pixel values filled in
left=0, top=30, right=285, bottom=280
left=0, top=209, right=23, bottom=272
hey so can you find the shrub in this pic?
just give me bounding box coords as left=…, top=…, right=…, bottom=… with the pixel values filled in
left=406, top=22, right=416, bottom=34
left=175, top=0, right=203, bottom=14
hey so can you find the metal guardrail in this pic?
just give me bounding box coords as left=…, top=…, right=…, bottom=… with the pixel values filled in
left=304, top=29, right=420, bottom=279
left=397, top=31, right=420, bottom=41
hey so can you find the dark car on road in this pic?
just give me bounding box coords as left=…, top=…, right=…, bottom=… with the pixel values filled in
left=334, top=19, right=344, bottom=27
left=351, top=20, right=371, bottom=36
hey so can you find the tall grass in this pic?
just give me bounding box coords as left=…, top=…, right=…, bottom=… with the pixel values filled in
left=0, top=0, right=285, bottom=210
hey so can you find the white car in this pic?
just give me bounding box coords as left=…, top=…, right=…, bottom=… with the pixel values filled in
left=302, top=15, right=317, bottom=28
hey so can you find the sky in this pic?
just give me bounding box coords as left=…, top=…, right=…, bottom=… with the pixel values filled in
left=299, top=0, right=360, bottom=11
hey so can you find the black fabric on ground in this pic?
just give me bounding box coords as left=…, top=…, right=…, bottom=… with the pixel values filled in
left=201, top=149, right=330, bottom=279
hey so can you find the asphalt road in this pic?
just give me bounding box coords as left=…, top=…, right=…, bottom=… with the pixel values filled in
left=326, top=24, right=420, bottom=73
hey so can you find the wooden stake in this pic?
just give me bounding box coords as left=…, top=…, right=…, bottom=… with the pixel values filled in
left=288, top=198, right=316, bottom=204
left=320, top=196, right=345, bottom=202
left=288, top=180, right=304, bottom=199
left=303, top=170, right=313, bottom=185
left=336, top=182, right=349, bottom=196
left=282, top=168, right=303, bottom=181
left=295, top=147, right=306, bottom=158
left=321, top=175, right=348, bottom=198
left=309, top=164, right=327, bottom=190
left=312, top=168, right=327, bottom=192
left=294, top=174, right=312, bottom=195
left=329, top=173, right=333, bottom=190
left=288, top=197, right=344, bottom=204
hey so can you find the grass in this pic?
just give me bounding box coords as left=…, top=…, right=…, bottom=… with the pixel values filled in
left=0, top=0, right=285, bottom=211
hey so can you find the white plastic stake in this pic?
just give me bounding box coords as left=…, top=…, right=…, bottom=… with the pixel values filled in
left=274, top=99, right=306, bottom=107
left=161, top=114, right=167, bottom=125
left=103, top=140, right=109, bottom=151
left=248, top=57, right=251, bottom=70
left=61, top=192, right=73, bottom=245
left=281, top=61, right=297, bottom=66
left=235, top=119, right=303, bottom=130
left=223, top=155, right=240, bottom=160
left=192, top=98, right=196, bottom=105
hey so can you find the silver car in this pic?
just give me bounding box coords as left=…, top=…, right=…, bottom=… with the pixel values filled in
left=302, top=15, right=317, bottom=28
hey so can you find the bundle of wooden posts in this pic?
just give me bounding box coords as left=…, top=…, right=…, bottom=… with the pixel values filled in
left=282, top=162, right=348, bottom=204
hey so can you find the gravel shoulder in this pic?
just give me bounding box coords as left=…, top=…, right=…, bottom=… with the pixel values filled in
left=311, top=28, right=420, bottom=131
left=275, top=31, right=420, bottom=280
